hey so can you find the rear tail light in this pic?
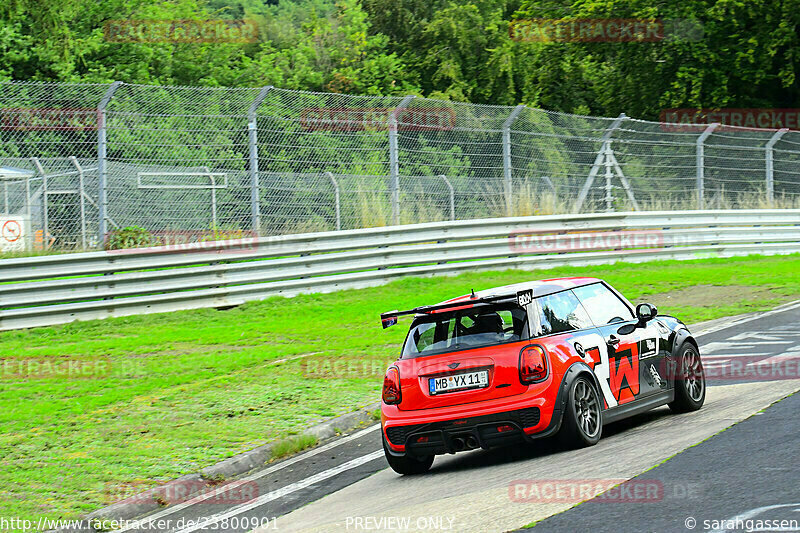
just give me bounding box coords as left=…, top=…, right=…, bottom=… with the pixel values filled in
left=382, top=366, right=402, bottom=405
left=497, top=425, right=514, bottom=433
left=519, top=345, right=548, bottom=384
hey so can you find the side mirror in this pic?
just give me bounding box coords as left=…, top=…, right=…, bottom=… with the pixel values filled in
left=636, top=303, right=658, bottom=325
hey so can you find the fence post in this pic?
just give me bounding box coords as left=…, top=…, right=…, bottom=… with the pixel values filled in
left=766, top=128, right=788, bottom=207
left=31, top=157, right=47, bottom=249
left=69, top=157, right=87, bottom=249
left=97, top=81, right=122, bottom=246
left=389, top=95, right=416, bottom=225
left=695, top=123, right=719, bottom=209
left=248, top=86, right=273, bottom=236
left=439, top=174, right=455, bottom=221
left=325, top=172, right=341, bottom=231
left=502, top=105, right=526, bottom=217
left=574, top=113, right=626, bottom=213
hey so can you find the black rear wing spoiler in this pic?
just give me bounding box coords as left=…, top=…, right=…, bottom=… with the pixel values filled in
left=380, top=289, right=533, bottom=329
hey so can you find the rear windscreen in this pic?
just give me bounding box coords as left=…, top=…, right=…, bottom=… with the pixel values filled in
left=402, top=304, right=529, bottom=358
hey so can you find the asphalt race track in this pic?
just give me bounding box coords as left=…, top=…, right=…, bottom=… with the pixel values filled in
left=523, top=390, right=800, bottom=533
left=106, top=302, right=800, bottom=533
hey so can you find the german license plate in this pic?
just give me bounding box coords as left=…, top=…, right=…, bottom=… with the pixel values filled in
left=429, top=370, right=489, bottom=395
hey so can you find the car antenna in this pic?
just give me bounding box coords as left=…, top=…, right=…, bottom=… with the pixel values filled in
left=470, top=289, right=476, bottom=299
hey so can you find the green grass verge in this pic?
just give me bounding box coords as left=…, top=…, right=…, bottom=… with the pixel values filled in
left=4, top=253, right=800, bottom=521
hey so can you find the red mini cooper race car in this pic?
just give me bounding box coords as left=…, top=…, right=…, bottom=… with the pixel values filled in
left=379, top=277, right=706, bottom=474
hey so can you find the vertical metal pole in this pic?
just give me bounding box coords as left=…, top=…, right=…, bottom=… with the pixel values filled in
left=439, top=174, right=454, bottom=221
left=766, top=128, right=788, bottom=207
left=574, top=113, right=626, bottom=213
left=25, top=173, right=31, bottom=251
left=203, top=166, right=216, bottom=228
left=695, top=123, right=719, bottom=209
left=248, top=86, right=272, bottom=236
left=97, top=81, right=122, bottom=246
left=604, top=143, right=614, bottom=212
left=31, top=157, right=47, bottom=249
left=502, top=105, right=525, bottom=217
left=70, top=157, right=87, bottom=249
left=325, top=172, right=341, bottom=231
left=3, top=182, right=7, bottom=214
left=389, top=95, right=415, bottom=226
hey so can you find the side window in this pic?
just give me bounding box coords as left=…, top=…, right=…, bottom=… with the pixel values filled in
left=572, top=283, right=634, bottom=325
left=536, top=290, right=593, bottom=335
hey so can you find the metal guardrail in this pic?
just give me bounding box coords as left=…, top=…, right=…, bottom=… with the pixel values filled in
left=1, top=209, right=799, bottom=331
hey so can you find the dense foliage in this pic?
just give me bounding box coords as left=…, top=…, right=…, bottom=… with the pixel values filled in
left=1, top=0, right=798, bottom=118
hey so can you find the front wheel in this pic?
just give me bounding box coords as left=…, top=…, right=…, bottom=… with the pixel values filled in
left=669, top=342, right=705, bottom=413
left=557, top=376, right=602, bottom=448
left=382, top=435, right=434, bottom=475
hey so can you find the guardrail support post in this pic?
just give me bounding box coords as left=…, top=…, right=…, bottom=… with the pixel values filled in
left=766, top=128, right=788, bottom=207
left=439, top=174, right=455, bottom=221
left=695, top=123, right=719, bottom=209
left=502, top=105, right=526, bottom=217
left=248, top=86, right=273, bottom=236
left=389, top=95, right=416, bottom=226
left=574, top=113, right=626, bottom=213
left=325, top=172, right=341, bottom=230
left=97, top=81, right=122, bottom=247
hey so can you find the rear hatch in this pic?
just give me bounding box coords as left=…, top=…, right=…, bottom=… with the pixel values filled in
left=395, top=341, right=529, bottom=410
left=394, top=302, right=531, bottom=410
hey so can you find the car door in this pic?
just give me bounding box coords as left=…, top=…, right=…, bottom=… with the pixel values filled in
left=572, top=283, right=667, bottom=404
left=531, top=289, right=618, bottom=410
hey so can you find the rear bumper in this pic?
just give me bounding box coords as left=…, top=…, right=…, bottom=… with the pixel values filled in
left=382, top=394, right=559, bottom=457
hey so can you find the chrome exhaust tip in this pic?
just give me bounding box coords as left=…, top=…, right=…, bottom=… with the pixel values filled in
left=465, top=436, right=479, bottom=449
left=452, top=437, right=465, bottom=451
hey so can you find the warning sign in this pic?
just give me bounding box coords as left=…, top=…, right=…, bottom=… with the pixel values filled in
left=0, top=218, right=26, bottom=251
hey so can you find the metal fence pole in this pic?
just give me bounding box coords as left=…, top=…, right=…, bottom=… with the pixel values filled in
left=97, top=81, right=122, bottom=245
left=574, top=113, right=626, bottom=213
left=325, top=172, right=341, bottom=231
left=31, top=157, right=47, bottom=249
left=766, top=128, right=788, bottom=207
left=604, top=143, right=614, bottom=212
left=389, top=95, right=415, bottom=226
left=439, top=174, right=455, bottom=221
left=69, top=157, right=87, bottom=249
left=502, top=105, right=526, bottom=217
left=695, top=123, right=719, bottom=209
left=248, top=86, right=273, bottom=236
left=24, top=173, right=31, bottom=251
left=202, top=166, right=217, bottom=227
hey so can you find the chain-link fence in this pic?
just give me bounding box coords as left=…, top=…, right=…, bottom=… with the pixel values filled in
left=2, top=81, right=800, bottom=251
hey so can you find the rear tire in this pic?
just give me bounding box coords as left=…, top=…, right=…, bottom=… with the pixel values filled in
left=382, top=435, right=434, bottom=475
left=669, top=342, right=705, bottom=413
left=557, top=376, right=602, bottom=448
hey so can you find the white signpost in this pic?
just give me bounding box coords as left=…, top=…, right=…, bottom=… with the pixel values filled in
left=0, top=217, right=27, bottom=252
